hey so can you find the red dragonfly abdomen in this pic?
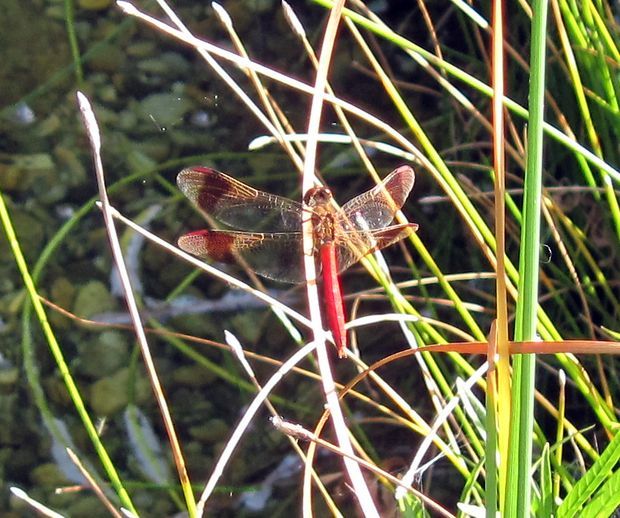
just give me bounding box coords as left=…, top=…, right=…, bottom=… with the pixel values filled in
left=320, top=243, right=347, bottom=358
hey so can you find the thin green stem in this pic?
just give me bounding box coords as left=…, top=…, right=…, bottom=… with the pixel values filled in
left=506, top=0, right=550, bottom=516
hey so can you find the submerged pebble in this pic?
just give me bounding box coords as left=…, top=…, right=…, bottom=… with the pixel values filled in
left=138, top=92, right=194, bottom=130
left=89, top=367, right=150, bottom=416
left=72, top=280, right=117, bottom=320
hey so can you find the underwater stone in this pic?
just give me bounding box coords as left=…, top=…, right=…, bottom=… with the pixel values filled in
left=89, top=367, right=150, bottom=416
left=76, top=330, right=129, bottom=379
left=72, top=281, right=117, bottom=320
left=138, top=92, right=193, bottom=130
left=189, top=418, right=228, bottom=443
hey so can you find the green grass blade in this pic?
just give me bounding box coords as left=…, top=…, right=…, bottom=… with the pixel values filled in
left=506, top=0, right=550, bottom=516
left=0, top=191, right=137, bottom=513
left=62, top=0, right=83, bottom=86
left=579, top=468, right=620, bottom=518
left=557, top=427, right=620, bottom=516
left=539, top=443, right=554, bottom=517
left=313, top=0, right=620, bottom=186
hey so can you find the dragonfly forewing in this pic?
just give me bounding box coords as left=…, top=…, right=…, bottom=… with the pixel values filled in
left=178, top=167, right=304, bottom=232
left=340, top=165, right=415, bottom=231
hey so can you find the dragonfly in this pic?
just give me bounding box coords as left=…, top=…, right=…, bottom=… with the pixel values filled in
left=177, top=165, right=418, bottom=358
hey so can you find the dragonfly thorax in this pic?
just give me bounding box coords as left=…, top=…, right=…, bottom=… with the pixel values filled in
left=311, top=209, right=336, bottom=248
left=304, top=186, right=338, bottom=247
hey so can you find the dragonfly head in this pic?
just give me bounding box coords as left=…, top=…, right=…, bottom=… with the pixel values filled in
left=304, top=186, right=333, bottom=208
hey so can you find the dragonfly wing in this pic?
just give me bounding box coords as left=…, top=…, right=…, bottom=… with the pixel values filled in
left=178, top=167, right=304, bottom=232
left=339, top=165, right=415, bottom=231
left=334, top=223, right=418, bottom=273
left=178, top=229, right=312, bottom=283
